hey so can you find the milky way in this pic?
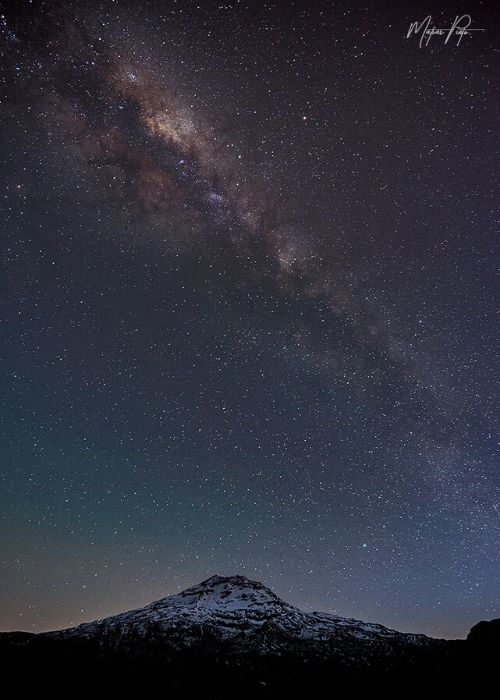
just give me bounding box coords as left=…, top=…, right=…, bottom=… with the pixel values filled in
left=0, top=0, right=498, bottom=638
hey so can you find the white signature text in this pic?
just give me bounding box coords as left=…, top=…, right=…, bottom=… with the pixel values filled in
left=406, top=15, right=485, bottom=48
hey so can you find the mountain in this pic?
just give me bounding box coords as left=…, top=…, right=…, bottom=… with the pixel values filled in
left=467, top=617, right=500, bottom=647
left=1, top=575, right=497, bottom=698
left=44, top=574, right=439, bottom=661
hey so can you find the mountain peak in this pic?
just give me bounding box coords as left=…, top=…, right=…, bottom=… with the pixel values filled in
left=174, top=574, right=285, bottom=609
left=199, top=574, right=268, bottom=589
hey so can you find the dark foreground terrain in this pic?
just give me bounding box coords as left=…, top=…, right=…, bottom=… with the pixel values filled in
left=1, top=577, right=497, bottom=698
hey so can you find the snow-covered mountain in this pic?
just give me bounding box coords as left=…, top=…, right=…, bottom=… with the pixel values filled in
left=45, top=574, right=440, bottom=662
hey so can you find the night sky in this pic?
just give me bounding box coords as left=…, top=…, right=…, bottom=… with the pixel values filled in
left=1, top=0, right=498, bottom=639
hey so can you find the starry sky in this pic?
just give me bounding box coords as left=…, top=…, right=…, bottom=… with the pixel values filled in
left=0, top=0, right=498, bottom=639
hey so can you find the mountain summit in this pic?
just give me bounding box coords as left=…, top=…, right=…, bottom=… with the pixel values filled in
left=176, top=574, right=287, bottom=608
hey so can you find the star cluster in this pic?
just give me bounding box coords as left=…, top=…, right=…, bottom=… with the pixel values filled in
left=0, top=0, right=498, bottom=638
